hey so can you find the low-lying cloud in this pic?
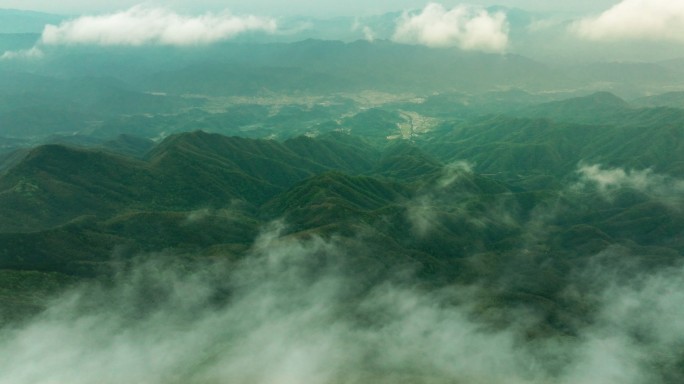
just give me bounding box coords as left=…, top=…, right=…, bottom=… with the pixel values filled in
left=0, top=222, right=536, bottom=383
left=351, top=19, right=376, bottom=43
left=392, top=3, right=509, bottom=52
left=405, top=161, right=474, bottom=236
left=561, top=248, right=684, bottom=384
left=576, top=163, right=684, bottom=205
left=2, top=218, right=683, bottom=383
left=573, top=0, right=684, bottom=42
left=0, top=47, right=44, bottom=60
left=405, top=161, right=519, bottom=240
left=39, top=5, right=276, bottom=46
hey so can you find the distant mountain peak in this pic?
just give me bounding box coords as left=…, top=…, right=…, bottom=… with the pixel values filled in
left=583, top=91, right=630, bottom=108
left=521, top=91, right=631, bottom=124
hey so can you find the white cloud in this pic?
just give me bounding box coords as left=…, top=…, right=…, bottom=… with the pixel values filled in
left=39, top=5, right=277, bottom=46
left=351, top=19, right=376, bottom=42
left=573, top=0, right=684, bottom=42
left=392, top=3, right=509, bottom=52
left=0, top=47, right=44, bottom=60
left=362, top=26, right=376, bottom=42
left=564, top=258, right=684, bottom=384
left=3, top=218, right=682, bottom=382
left=578, top=164, right=657, bottom=192
left=0, top=224, right=538, bottom=384
left=405, top=161, right=474, bottom=236
left=438, top=160, right=473, bottom=188
left=576, top=163, right=684, bottom=206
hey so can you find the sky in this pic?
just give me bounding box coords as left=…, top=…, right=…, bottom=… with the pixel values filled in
left=2, top=0, right=621, bottom=17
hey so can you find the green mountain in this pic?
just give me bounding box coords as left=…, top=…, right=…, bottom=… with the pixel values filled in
left=1, top=88, right=683, bottom=382
left=419, top=113, right=684, bottom=179
left=633, top=91, right=684, bottom=109
left=263, top=171, right=410, bottom=231
left=1, top=123, right=679, bottom=291
left=373, top=142, right=443, bottom=181
left=519, top=91, right=632, bottom=124
left=0, top=10, right=65, bottom=33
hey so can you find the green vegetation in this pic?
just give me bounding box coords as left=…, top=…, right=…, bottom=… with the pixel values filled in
left=2, top=95, right=683, bottom=341
left=1, top=35, right=684, bottom=382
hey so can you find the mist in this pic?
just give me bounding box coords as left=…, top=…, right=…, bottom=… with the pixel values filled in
left=575, top=163, right=684, bottom=208
left=0, top=2, right=683, bottom=382
left=1, top=216, right=682, bottom=383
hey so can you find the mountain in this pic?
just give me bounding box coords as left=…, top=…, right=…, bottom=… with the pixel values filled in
left=0, top=122, right=681, bottom=384
left=283, top=134, right=378, bottom=173
left=3, top=40, right=559, bottom=96
left=3, top=39, right=684, bottom=148
left=0, top=9, right=65, bottom=33
left=0, top=33, right=40, bottom=53
left=0, top=131, right=392, bottom=232
left=263, top=171, right=410, bottom=232
left=0, top=144, right=152, bottom=231
left=0, top=106, right=89, bottom=138
left=373, top=142, right=443, bottom=180
left=632, top=91, right=684, bottom=109
left=519, top=91, right=632, bottom=124
left=419, top=113, right=684, bottom=180
left=99, top=134, right=155, bottom=158
left=0, top=75, right=206, bottom=139
left=2, top=6, right=684, bottom=381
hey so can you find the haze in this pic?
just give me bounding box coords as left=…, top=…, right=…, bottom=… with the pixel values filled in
left=3, top=0, right=684, bottom=62
left=2, top=1, right=684, bottom=384
left=2, top=0, right=620, bottom=17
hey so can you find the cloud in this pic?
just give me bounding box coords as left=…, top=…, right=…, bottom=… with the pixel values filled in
left=578, top=164, right=660, bottom=191
left=2, top=214, right=684, bottom=382
left=351, top=18, right=376, bottom=43
left=561, top=253, right=684, bottom=384
left=404, top=161, right=520, bottom=240
left=182, top=199, right=252, bottom=224
left=438, top=160, right=473, bottom=188
left=405, top=195, right=439, bottom=237
left=0, top=222, right=541, bottom=384
left=0, top=47, right=44, bottom=60
left=405, top=161, right=475, bottom=236
left=392, top=3, right=509, bottom=52
left=576, top=163, right=684, bottom=205
left=573, top=0, right=684, bottom=42
left=350, top=19, right=369, bottom=42
left=362, top=26, right=376, bottom=42
left=38, top=5, right=277, bottom=46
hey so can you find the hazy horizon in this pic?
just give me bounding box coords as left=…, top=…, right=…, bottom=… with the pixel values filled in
left=1, top=1, right=619, bottom=17
left=3, top=1, right=684, bottom=63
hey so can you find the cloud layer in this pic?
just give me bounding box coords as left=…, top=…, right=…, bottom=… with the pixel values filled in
left=39, top=6, right=277, bottom=46
left=2, top=217, right=684, bottom=383
left=573, top=0, right=684, bottom=42
left=392, top=3, right=509, bottom=52
left=0, top=224, right=537, bottom=384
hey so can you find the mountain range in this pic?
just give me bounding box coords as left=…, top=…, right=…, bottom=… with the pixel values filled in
left=1, top=12, right=684, bottom=380
left=2, top=103, right=683, bottom=340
